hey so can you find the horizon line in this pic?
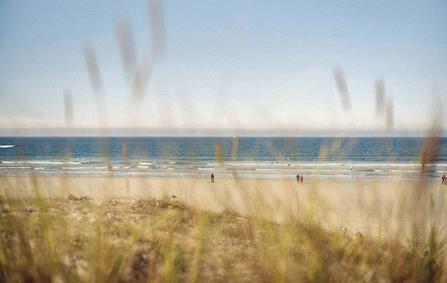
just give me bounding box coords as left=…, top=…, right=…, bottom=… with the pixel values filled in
left=0, top=127, right=446, bottom=138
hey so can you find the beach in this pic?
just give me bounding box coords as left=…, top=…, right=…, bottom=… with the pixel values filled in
left=2, top=175, right=446, bottom=238
left=4, top=176, right=446, bottom=281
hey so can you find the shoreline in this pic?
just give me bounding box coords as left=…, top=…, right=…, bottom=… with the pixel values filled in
left=0, top=173, right=444, bottom=183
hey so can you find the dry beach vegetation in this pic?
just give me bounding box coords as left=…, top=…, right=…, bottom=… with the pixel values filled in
left=0, top=174, right=446, bottom=282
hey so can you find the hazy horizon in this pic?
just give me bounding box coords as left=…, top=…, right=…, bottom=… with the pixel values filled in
left=1, top=0, right=446, bottom=134
left=1, top=127, right=446, bottom=138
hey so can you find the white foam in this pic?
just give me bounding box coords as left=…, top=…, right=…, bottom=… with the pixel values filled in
left=62, top=166, right=88, bottom=170
left=0, top=166, right=31, bottom=169
left=137, top=165, right=149, bottom=169
left=0, top=145, right=15, bottom=148
left=1, top=161, right=20, bottom=164
left=28, top=160, right=81, bottom=165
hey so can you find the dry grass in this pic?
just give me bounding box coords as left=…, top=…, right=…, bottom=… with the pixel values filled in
left=0, top=191, right=445, bottom=283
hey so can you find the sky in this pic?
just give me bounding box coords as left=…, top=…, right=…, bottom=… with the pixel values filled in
left=0, top=0, right=446, bottom=136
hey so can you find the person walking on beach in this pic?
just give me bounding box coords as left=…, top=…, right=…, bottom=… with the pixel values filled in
left=442, top=175, right=447, bottom=185
left=296, top=174, right=300, bottom=183
left=300, top=175, right=304, bottom=183
left=211, top=173, right=215, bottom=183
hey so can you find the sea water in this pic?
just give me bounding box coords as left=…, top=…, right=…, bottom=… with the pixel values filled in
left=0, top=137, right=446, bottom=180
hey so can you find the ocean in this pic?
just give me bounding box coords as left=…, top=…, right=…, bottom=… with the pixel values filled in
left=0, top=137, right=446, bottom=181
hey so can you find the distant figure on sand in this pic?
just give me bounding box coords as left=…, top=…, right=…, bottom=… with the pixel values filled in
left=296, top=174, right=300, bottom=183
left=211, top=173, right=215, bottom=183
left=300, top=175, right=304, bottom=183
left=442, top=175, right=447, bottom=185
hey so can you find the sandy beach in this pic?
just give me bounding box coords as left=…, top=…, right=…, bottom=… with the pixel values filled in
left=1, top=175, right=446, bottom=238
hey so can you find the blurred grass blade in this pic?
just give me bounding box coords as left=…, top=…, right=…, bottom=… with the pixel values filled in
left=63, top=89, right=73, bottom=128
left=375, top=79, right=385, bottom=116
left=147, top=0, right=165, bottom=60
left=131, top=56, right=152, bottom=100
left=385, top=97, right=393, bottom=132
left=333, top=67, right=351, bottom=111
left=83, top=45, right=104, bottom=95
left=114, top=17, right=137, bottom=81
left=231, top=136, right=239, bottom=161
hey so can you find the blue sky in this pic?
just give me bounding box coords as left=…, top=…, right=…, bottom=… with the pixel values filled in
left=1, top=0, right=446, bottom=135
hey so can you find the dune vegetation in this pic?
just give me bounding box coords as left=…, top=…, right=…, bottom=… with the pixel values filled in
left=1, top=183, right=445, bottom=283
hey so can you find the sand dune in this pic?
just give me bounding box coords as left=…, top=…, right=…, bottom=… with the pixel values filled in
left=1, top=176, right=446, bottom=238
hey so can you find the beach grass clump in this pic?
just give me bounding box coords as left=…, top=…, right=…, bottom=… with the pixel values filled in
left=1, top=193, right=445, bottom=282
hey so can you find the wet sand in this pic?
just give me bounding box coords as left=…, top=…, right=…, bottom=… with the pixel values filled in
left=1, top=175, right=446, bottom=238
